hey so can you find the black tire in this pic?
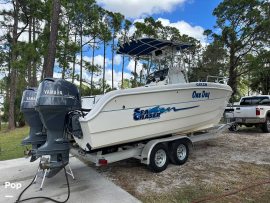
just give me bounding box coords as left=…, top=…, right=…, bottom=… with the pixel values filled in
left=229, top=124, right=239, bottom=132
left=261, top=116, right=270, bottom=133
left=149, top=143, right=169, bottom=173
left=169, top=141, right=189, bottom=165
left=245, top=124, right=253, bottom=128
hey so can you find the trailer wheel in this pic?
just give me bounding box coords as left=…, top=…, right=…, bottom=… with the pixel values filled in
left=149, top=143, right=169, bottom=173
left=169, top=141, right=189, bottom=165
left=261, top=116, right=270, bottom=133
left=229, top=124, right=239, bottom=132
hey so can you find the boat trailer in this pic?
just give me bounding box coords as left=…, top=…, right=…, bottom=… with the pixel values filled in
left=71, top=123, right=232, bottom=173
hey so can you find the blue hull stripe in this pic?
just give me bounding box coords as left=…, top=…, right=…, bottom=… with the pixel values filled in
left=172, top=105, right=199, bottom=112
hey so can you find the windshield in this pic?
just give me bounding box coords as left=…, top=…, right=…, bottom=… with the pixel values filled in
left=240, top=97, right=270, bottom=105
left=146, top=68, right=169, bottom=84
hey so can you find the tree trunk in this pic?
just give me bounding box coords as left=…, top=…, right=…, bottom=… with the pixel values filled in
left=121, top=55, right=124, bottom=89
left=6, top=46, right=11, bottom=107
left=111, top=36, right=115, bottom=89
left=262, top=73, right=270, bottom=95
left=62, top=19, right=69, bottom=79
left=139, top=70, right=142, bottom=84
left=0, top=111, right=1, bottom=130
left=72, top=34, right=76, bottom=84
left=103, top=41, right=106, bottom=94
left=8, top=0, right=19, bottom=130
left=90, top=37, right=95, bottom=95
left=134, top=58, right=137, bottom=87
left=147, top=59, right=150, bottom=76
left=43, top=0, right=61, bottom=78
left=265, top=66, right=270, bottom=94
left=31, top=17, right=37, bottom=86
left=228, top=48, right=237, bottom=101
left=41, top=66, right=44, bottom=80
left=27, top=16, right=32, bottom=85
left=79, top=24, right=83, bottom=93
left=8, top=55, right=17, bottom=129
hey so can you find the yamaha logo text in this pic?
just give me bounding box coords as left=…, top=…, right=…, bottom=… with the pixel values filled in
left=44, top=89, right=63, bottom=95
left=26, top=96, right=36, bottom=101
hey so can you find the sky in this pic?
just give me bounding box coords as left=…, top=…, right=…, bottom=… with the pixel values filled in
left=0, top=0, right=223, bottom=89
left=97, top=0, right=222, bottom=38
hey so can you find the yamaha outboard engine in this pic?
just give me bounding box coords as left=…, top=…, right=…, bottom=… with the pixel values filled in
left=35, top=78, right=81, bottom=177
left=21, top=87, right=47, bottom=162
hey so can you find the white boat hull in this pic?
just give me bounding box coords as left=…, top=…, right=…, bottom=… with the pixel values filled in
left=75, top=82, right=232, bottom=150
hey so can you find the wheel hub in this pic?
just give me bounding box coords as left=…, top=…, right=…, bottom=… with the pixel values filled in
left=154, top=149, right=166, bottom=167
left=176, top=144, right=187, bottom=161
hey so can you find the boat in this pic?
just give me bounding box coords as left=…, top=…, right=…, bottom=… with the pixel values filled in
left=72, top=38, right=232, bottom=151
left=20, top=38, right=232, bottom=176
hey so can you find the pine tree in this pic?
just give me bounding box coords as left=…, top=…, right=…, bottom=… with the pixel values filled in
left=43, top=0, right=61, bottom=78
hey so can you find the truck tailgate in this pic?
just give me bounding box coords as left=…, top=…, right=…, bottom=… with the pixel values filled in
left=234, top=106, right=256, bottom=118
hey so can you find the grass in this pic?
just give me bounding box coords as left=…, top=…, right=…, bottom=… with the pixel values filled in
left=140, top=184, right=222, bottom=203
left=140, top=182, right=270, bottom=203
left=0, top=124, right=30, bottom=161
left=138, top=162, right=270, bottom=203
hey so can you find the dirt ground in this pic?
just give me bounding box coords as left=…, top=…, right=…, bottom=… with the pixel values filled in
left=94, top=128, right=270, bottom=203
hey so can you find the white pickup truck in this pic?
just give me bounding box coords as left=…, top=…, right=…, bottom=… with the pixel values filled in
left=225, top=95, right=270, bottom=133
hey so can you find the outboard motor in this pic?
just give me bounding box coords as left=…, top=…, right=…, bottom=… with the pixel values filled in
left=21, top=87, right=47, bottom=162
left=35, top=78, right=81, bottom=177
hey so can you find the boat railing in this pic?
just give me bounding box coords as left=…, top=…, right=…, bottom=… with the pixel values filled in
left=82, top=95, right=97, bottom=104
left=81, top=95, right=100, bottom=112
left=206, top=76, right=229, bottom=84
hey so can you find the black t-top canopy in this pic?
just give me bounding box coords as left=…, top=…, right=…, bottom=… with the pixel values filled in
left=117, top=38, right=193, bottom=57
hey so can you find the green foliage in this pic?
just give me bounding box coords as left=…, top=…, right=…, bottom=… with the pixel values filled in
left=95, top=78, right=112, bottom=93
left=79, top=78, right=112, bottom=96
left=189, top=40, right=227, bottom=82
left=108, top=11, right=124, bottom=38
left=210, top=0, right=267, bottom=100
left=57, top=23, right=80, bottom=78
left=1, top=76, right=27, bottom=126
left=99, top=17, right=112, bottom=43
left=248, top=51, right=270, bottom=95
left=134, top=17, right=163, bottom=38
left=0, top=126, right=30, bottom=161
left=119, top=78, right=132, bottom=89
left=84, top=61, right=101, bottom=75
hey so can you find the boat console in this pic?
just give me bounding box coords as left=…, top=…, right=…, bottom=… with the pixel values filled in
left=146, top=68, right=169, bottom=85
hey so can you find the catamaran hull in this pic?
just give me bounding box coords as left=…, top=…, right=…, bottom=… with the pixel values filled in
left=75, top=82, right=232, bottom=150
